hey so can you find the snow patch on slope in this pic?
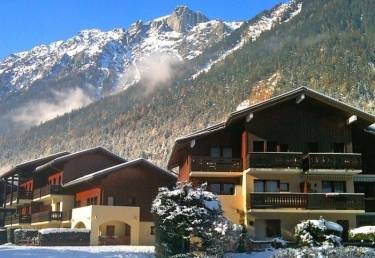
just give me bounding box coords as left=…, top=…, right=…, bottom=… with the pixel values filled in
left=191, top=1, right=303, bottom=80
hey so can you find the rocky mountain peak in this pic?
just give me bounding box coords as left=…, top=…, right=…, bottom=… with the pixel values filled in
left=166, top=5, right=209, bottom=33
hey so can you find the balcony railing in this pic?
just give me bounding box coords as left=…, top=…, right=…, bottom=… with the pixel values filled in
left=248, top=152, right=303, bottom=169
left=4, top=214, right=31, bottom=226
left=31, top=211, right=63, bottom=223
left=305, top=153, right=362, bottom=171
left=33, top=185, right=62, bottom=199
left=248, top=192, right=365, bottom=210
left=5, top=189, right=33, bottom=204
left=191, top=156, right=242, bottom=172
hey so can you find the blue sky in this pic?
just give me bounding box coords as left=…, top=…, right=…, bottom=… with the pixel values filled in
left=0, top=0, right=286, bottom=60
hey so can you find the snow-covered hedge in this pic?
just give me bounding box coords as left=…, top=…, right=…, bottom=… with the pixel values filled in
left=38, top=228, right=90, bottom=246
left=273, top=246, right=375, bottom=258
left=14, top=229, right=38, bottom=245
left=295, top=218, right=342, bottom=247
left=349, top=226, right=375, bottom=244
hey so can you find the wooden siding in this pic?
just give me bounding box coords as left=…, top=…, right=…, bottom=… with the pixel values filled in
left=75, top=187, right=102, bottom=206
left=246, top=98, right=353, bottom=153
left=178, top=153, right=191, bottom=183
left=48, top=172, right=63, bottom=185
left=62, top=153, right=123, bottom=184
left=20, top=179, right=33, bottom=191
left=98, top=164, right=175, bottom=221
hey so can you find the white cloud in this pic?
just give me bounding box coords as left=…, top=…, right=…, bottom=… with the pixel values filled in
left=118, top=52, right=182, bottom=93
left=11, top=88, right=92, bottom=126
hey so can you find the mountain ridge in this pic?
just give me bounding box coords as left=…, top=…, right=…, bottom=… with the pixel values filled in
left=2, top=0, right=374, bottom=171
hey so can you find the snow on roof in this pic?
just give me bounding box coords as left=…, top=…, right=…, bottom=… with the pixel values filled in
left=39, top=228, right=90, bottom=235
left=308, top=219, right=343, bottom=232
left=350, top=226, right=375, bottom=236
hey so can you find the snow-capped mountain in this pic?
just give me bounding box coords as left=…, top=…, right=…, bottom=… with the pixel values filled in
left=0, top=6, right=241, bottom=98
left=0, top=1, right=304, bottom=138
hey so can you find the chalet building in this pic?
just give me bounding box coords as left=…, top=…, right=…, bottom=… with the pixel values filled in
left=0, top=147, right=176, bottom=245
left=168, top=87, right=375, bottom=241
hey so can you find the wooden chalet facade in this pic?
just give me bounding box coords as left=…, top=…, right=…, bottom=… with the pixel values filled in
left=0, top=147, right=176, bottom=245
left=168, top=87, right=375, bottom=241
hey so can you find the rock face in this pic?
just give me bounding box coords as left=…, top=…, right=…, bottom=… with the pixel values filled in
left=0, top=6, right=239, bottom=101
left=166, top=6, right=209, bottom=33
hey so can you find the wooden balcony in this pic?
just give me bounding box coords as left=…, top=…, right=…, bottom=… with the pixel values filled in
left=305, top=153, right=362, bottom=171
left=248, top=152, right=303, bottom=169
left=191, top=156, right=242, bottom=172
left=33, top=185, right=63, bottom=199
left=248, top=192, right=365, bottom=210
left=5, top=189, right=33, bottom=205
left=31, top=211, right=64, bottom=223
left=4, top=214, right=31, bottom=226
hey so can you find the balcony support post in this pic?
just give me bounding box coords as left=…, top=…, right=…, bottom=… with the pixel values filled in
left=10, top=176, right=14, bottom=205
left=2, top=178, right=6, bottom=208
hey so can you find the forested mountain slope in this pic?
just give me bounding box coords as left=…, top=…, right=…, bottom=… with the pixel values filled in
left=0, top=0, right=374, bottom=169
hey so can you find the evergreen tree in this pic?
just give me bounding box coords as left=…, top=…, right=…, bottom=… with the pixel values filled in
left=151, top=183, right=240, bottom=257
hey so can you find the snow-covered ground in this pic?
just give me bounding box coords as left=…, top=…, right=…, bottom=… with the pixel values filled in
left=0, top=244, right=154, bottom=258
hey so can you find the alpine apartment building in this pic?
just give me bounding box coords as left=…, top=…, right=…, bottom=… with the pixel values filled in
left=168, top=87, right=375, bottom=241
left=0, top=147, right=176, bottom=245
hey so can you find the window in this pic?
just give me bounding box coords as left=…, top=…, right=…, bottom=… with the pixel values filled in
left=322, top=181, right=346, bottom=193
left=280, top=183, right=289, bottom=192
left=308, top=142, right=319, bottom=153
left=333, top=143, right=345, bottom=153
left=209, top=183, right=221, bottom=195
left=208, top=183, right=235, bottom=195
left=87, top=196, right=98, bottom=206
left=222, top=147, right=233, bottom=158
left=267, top=141, right=278, bottom=152
left=150, top=226, right=155, bottom=235
left=107, top=196, right=114, bottom=206
left=265, top=220, right=281, bottom=238
left=223, top=183, right=235, bottom=195
left=253, top=141, right=265, bottom=152
left=333, top=181, right=345, bottom=193
left=254, top=180, right=265, bottom=192
left=75, top=200, right=81, bottom=208
left=128, top=197, right=136, bottom=206
left=254, top=180, right=280, bottom=192
left=266, top=181, right=278, bottom=192
left=210, top=147, right=221, bottom=158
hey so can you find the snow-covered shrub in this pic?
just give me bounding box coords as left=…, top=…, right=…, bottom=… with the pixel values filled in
left=38, top=228, right=90, bottom=246
left=349, top=226, right=375, bottom=244
left=273, top=246, right=375, bottom=258
left=151, top=183, right=241, bottom=258
left=295, top=217, right=342, bottom=247
left=14, top=229, right=38, bottom=245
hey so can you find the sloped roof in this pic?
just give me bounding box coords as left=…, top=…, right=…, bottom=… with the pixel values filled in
left=63, top=158, right=176, bottom=188
left=35, top=146, right=126, bottom=174
left=0, top=151, right=70, bottom=178
left=167, top=87, right=375, bottom=168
